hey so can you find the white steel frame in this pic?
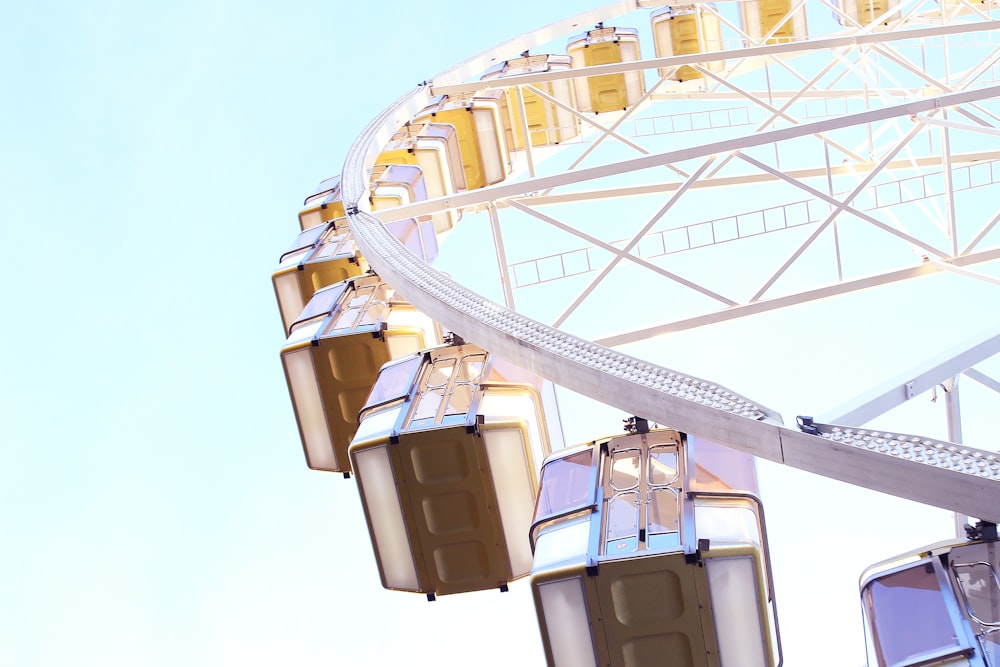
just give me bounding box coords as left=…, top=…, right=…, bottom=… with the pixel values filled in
left=343, top=1, right=1000, bottom=521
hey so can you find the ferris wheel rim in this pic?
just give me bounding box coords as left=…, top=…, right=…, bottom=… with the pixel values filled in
left=339, top=1, right=1000, bottom=522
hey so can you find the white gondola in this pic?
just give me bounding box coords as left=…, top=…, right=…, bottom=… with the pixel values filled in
left=413, top=92, right=512, bottom=190
left=271, top=218, right=366, bottom=334
left=832, top=0, right=899, bottom=26
left=481, top=54, right=580, bottom=148
left=529, top=420, right=781, bottom=667
left=567, top=25, right=645, bottom=113
left=375, top=123, right=465, bottom=232
left=651, top=5, right=724, bottom=82
left=280, top=274, right=441, bottom=474
left=740, top=0, right=808, bottom=45
left=297, top=175, right=345, bottom=232
left=860, top=524, right=1000, bottom=667
left=349, top=342, right=551, bottom=598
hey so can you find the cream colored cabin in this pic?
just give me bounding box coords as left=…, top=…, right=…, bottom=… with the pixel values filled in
left=740, top=0, right=808, bottom=45
left=375, top=123, right=465, bottom=232
left=271, top=218, right=366, bottom=334
left=651, top=5, right=724, bottom=82
left=833, top=0, right=899, bottom=26
left=298, top=175, right=345, bottom=232
left=529, top=423, right=780, bottom=667
left=567, top=25, right=645, bottom=114
left=349, top=343, right=551, bottom=598
left=481, top=54, right=580, bottom=148
left=860, top=528, right=1000, bottom=667
left=369, top=163, right=428, bottom=210
left=280, top=274, right=441, bottom=474
left=413, top=92, right=511, bottom=191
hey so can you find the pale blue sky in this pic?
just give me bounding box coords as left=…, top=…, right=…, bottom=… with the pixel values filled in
left=2, top=2, right=995, bottom=666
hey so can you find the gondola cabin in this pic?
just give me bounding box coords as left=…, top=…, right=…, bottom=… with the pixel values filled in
left=832, top=0, right=899, bottom=26
left=651, top=5, right=724, bottom=82
left=412, top=92, right=511, bottom=190
left=280, top=274, right=442, bottom=474
left=375, top=123, right=465, bottom=232
left=481, top=54, right=580, bottom=149
left=272, top=218, right=366, bottom=334
left=529, top=422, right=781, bottom=667
left=740, top=0, right=808, bottom=45
left=369, top=163, right=429, bottom=212
left=349, top=343, right=551, bottom=598
left=567, top=25, right=645, bottom=114
left=860, top=526, right=1000, bottom=667
left=298, top=175, right=345, bottom=232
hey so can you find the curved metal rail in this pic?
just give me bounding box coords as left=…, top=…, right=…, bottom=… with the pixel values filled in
left=340, top=4, right=1000, bottom=522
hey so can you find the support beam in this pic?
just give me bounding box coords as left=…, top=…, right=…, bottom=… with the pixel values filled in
left=820, top=325, right=1000, bottom=425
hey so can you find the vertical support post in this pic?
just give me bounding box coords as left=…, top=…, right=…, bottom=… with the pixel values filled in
left=514, top=85, right=536, bottom=178
left=940, top=115, right=959, bottom=257
left=944, top=376, right=967, bottom=538
left=487, top=201, right=516, bottom=310
left=824, top=140, right=844, bottom=281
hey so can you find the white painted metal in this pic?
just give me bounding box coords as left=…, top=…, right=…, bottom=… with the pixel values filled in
left=820, top=324, right=1000, bottom=425
left=432, top=20, right=1000, bottom=97
left=374, top=85, right=1000, bottom=224
left=340, top=2, right=1000, bottom=523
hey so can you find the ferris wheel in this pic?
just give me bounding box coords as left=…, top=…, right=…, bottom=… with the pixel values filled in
left=275, top=1, right=1000, bottom=664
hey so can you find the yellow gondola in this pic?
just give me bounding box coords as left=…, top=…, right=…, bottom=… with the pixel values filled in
left=375, top=123, right=465, bottom=232
left=349, top=342, right=551, bottom=598
left=481, top=54, right=580, bottom=148
left=298, top=175, right=345, bottom=232
left=412, top=92, right=511, bottom=190
left=832, top=0, right=899, bottom=26
left=859, top=523, right=1000, bottom=667
left=651, top=5, right=724, bottom=82
left=740, top=0, right=808, bottom=45
left=529, top=420, right=781, bottom=667
left=567, top=25, right=645, bottom=114
left=280, top=274, right=441, bottom=474
left=272, top=218, right=366, bottom=334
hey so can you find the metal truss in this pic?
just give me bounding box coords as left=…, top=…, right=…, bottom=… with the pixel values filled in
left=348, top=1, right=1000, bottom=520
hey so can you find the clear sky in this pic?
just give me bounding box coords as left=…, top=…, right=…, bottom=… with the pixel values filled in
left=2, top=2, right=997, bottom=666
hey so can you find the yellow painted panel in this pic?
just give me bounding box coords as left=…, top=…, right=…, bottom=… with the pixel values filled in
left=585, top=42, right=628, bottom=113
left=610, top=569, right=687, bottom=625
left=422, top=491, right=480, bottom=535
left=760, top=0, right=796, bottom=42
left=409, top=437, right=470, bottom=484
left=313, top=333, right=393, bottom=471
left=623, top=634, right=695, bottom=667
left=302, top=259, right=361, bottom=305
left=433, top=542, right=491, bottom=584
left=298, top=198, right=345, bottom=232
left=671, top=15, right=703, bottom=81
left=328, top=339, right=380, bottom=382
left=594, top=554, right=718, bottom=667
left=395, top=426, right=516, bottom=595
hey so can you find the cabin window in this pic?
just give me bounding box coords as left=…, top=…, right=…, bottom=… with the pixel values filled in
left=952, top=558, right=1000, bottom=666
left=601, top=439, right=683, bottom=556
left=280, top=224, right=326, bottom=261
left=327, top=282, right=389, bottom=334
left=953, top=560, right=1000, bottom=626
left=405, top=351, right=486, bottom=429
left=313, top=230, right=353, bottom=260
left=291, top=283, right=346, bottom=333
left=534, top=450, right=596, bottom=522
left=863, top=561, right=965, bottom=667
left=361, top=356, right=421, bottom=412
